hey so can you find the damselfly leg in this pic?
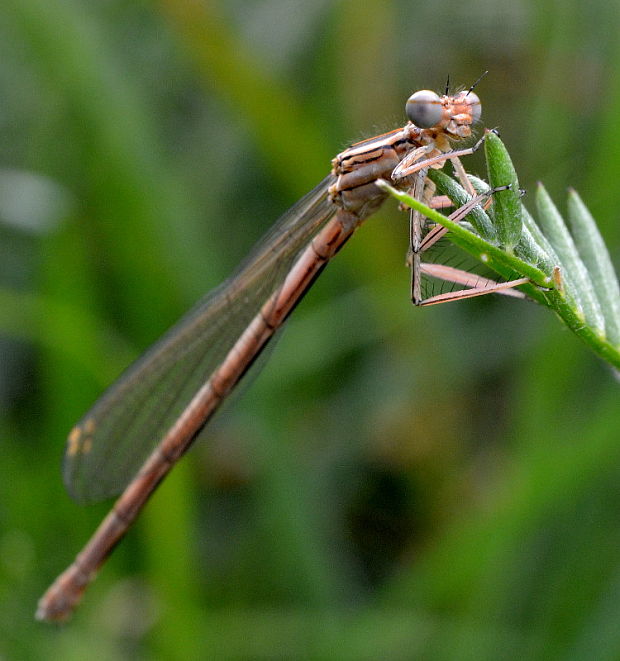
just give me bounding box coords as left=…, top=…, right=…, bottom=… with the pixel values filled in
left=390, top=133, right=529, bottom=306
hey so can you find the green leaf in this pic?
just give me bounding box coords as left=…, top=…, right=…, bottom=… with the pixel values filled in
left=536, top=184, right=606, bottom=337
left=567, top=189, right=620, bottom=347
left=376, top=132, right=620, bottom=370
left=484, top=131, right=523, bottom=251
left=427, top=169, right=496, bottom=243
left=375, top=178, right=550, bottom=288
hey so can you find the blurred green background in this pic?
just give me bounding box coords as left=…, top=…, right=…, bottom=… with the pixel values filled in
left=2, top=0, right=620, bottom=658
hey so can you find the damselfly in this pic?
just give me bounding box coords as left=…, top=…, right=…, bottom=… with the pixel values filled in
left=37, top=82, right=527, bottom=621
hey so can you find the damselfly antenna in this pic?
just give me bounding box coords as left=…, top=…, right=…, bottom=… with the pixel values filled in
left=467, top=70, right=488, bottom=97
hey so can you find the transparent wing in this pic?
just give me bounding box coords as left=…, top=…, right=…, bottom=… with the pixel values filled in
left=64, top=175, right=337, bottom=503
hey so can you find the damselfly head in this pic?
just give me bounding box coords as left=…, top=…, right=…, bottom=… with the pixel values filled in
left=405, top=88, right=482, bottom=140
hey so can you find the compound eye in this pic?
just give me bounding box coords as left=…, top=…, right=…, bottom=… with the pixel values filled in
left=406, top=90, right=443, bottom=128
left=466, top=91, right=482, bottom=122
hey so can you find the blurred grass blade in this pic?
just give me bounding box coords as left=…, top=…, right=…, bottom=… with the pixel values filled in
left=567, top=189, right=620, bottom=347
left=158, top=0, right=329, bottom=194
